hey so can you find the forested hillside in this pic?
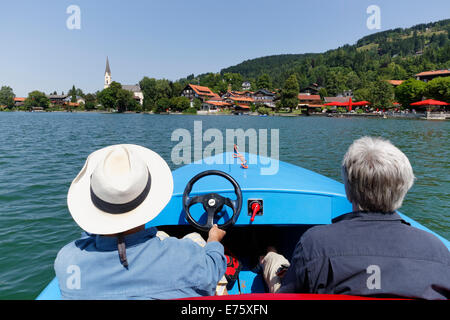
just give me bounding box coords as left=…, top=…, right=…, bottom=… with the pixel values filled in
left=213, top=19, right=450, bottom=95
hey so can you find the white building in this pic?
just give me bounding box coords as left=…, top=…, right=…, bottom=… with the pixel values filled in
left=242, top=81, right=251, bottom=91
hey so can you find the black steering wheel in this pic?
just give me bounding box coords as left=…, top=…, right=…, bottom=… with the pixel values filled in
left=183, top=170, right=243, bottom=232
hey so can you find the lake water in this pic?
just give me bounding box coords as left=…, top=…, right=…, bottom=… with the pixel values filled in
left=0, top=112, right=448, bottom=299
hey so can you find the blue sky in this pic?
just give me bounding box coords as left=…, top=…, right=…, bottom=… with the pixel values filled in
left=0, top=0, right=449, bottom=97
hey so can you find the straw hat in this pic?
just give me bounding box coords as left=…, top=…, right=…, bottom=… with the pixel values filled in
left=67, top=144, right=173, bottom=235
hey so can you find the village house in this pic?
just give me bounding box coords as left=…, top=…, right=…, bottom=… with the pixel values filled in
left=44, top=94, right=86, bottom=108
left=241, top=81, right=251, bottom=91
left=300, top=83, right=322, bottom=95
left=221, top=89, right=252, bottom=98
left=387, top=80, right=405, bottom=87
left=337, top=90, right=353, bottom=98
left=253, top=89, right=276, bottom=109
left=201, top=98, right=231, bottom=113
left=323, top=96, right=352, bottom=104
left=64, top=95, right=85, bottom=105
left=227, top=96, right=253, bottom=113
left=223, top=95, right=254, bottom=106
left=122, top=85, right=144, bottom=105
left=66, top=102, right=80, bottom=108
left=13, top=97, right=26, bottom=107
left=415, top=69, right=450, bottom=82
left=298, top=93, right=322, bottom=105
left=298, top=93, right=323, bottom=113
left=181, top=84, right=219, bottom=102
left=223, top=89, right=256, bottom=112
left=221, top=90, right=236, bottom=99
left=201, top=89, right=254, bottom=113
left=387, top=69, right=450, bottom=88
left=48, top=94, right=68, bottom=105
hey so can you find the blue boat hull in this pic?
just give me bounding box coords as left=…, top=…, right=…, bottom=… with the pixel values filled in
left=36, top=152, right=450, bottom=299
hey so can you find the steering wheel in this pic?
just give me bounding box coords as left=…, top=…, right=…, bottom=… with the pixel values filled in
left=183, top=170, right=243, bottom=232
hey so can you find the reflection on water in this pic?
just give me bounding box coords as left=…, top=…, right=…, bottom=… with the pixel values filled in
left=0, top=112, right=448, bottom=299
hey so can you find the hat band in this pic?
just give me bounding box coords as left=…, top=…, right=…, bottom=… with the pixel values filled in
left=90, top=170, right=151, bottom=214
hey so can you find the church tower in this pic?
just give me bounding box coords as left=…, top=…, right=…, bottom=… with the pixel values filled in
left=104, top=57, right=112, bottom=88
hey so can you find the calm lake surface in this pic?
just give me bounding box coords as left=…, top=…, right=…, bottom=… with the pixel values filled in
left=0, top=112, right=449, bottom=299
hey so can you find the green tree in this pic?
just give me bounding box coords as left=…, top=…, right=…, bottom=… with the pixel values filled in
left=116, top=89, right=137, bottom=113
left=384, top=62, right=408, bottom=80
left=84, top=93, right=97, bottom=110
left=183, top=107, right=197, bottom=114
left=0, top=86, right=15, bottom=108
left=169, top=96, right=190, bottom=112
left=296, top=74, right=309, bottom=91
left=394, top=78, right=427, bottom=107
left=257, top=106, right=271, bottom=115
left=170, top=81, right=184, bottom=98
left=97, top=82, right=121, bottom=110
left=256, top=74, right=272, bottom=90
left=324, top=68, right=348, bottom=96
left=24, top=91, right=50, bottom=110
left=368, top=80, right=395, bottom=108
left=353, top=87, right=371, bottom=102
left=193, top=98, right=202, bottom=110
left=139, top=77, right=158, bottom=111
left=223, top=72, right=243, bottom=91
left=68, top=85, right=84, bottom=102
left=345, top=71, right=361, bottom=91
left=155, top=79, right=172, bottom=101
left=177, top=96, right=191, bottom=111
left=97, top=81, right=136, bottom=112
left=424, top=76, right=450, bottom=102
left=138, top=78, right=173, bottom=111
left=155, top=97, right=170, bottom=113
left=69, top=85, right=77, bottom=102
left=279, top=74, right=299, bottom=112
left=318, top=87, right=328, bottom=99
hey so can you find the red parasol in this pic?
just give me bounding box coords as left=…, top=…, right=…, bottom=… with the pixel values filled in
left=324, top=101, right=345, bottom=106
left=410, top=99, right=449, bottom=106
left=352, top=100, right=371, bottom=106
left=324, top=98, right=371, bottom=110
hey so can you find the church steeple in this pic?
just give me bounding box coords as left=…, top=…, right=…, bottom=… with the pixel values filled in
left=104, top=57, right=112, bottom=88
left=105, top=56, right=111, bottom=75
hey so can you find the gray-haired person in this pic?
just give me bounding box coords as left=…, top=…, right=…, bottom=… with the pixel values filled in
left=260, top=136, right=450, bottom=299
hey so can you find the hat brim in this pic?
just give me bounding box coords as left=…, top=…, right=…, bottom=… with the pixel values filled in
left=67, top=144, right=173, bottom=235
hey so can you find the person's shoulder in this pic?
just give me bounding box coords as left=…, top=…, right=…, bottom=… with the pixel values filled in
left=298, top=219, right=449, bottom=263
left=401, top=225, right=450, bottom=260
left=154, top=234, right=201, bottom=252
left=156, top=234, right=223, bottom=257
left=293, top=224, right=337, bottom=258
left=55, top=234, right=95, bottom=267
left=300, top=223, right=338, bottom=245
left=296, top=220, right=368, bottom=259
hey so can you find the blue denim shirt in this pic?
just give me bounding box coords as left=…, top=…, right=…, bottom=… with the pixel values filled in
left=54, top=228, right=226, bottom=300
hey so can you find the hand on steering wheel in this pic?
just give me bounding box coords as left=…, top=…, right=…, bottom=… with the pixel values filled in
left=183, top=170, right=243, bottom=232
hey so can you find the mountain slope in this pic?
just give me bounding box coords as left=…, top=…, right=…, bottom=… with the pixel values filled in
left=219, top=19, right=450, bottom=92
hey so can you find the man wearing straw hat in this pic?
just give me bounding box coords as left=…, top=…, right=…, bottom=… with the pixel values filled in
left=54, top=144, right=227, bottom=299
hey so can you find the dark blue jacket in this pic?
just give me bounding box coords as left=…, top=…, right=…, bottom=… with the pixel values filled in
left=279, top=212, right=450, bottom=299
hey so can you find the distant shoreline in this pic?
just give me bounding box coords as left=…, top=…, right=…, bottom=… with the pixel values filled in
left=2, top=109, right=447, bottom=120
